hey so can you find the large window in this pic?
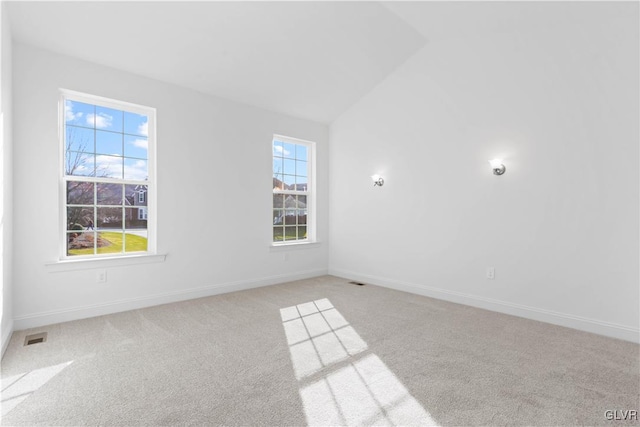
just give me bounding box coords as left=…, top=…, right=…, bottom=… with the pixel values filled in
left=61, top=90, right=155, bottom=258
left=272, top=135, right=315, bottom=243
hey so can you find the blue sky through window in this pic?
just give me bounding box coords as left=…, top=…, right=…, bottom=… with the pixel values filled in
left=96, top=131, right=123, bottom=156
left=65, top=99, right=149, bottom=179
left=272, top=138, right=308, bottom=186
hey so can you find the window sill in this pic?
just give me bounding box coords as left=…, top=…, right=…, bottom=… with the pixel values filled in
left=269, top=241, right=321, bottom=251
left=46, top=253, right=167, bottom=272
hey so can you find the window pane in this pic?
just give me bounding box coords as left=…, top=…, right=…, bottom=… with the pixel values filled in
left=97, top=207, right=123, bottom=229
left=66, top=125, right=94, bottom=153
left=65, top=100, right=94, bottom=128
left=125, top=207, right=147, bottom=229
left=284, top=210, right=297, bottom=225
left=273, top=227, right=284, bottom=242
left=124, top=230, right=148, bottom=253
left=88, top=109, right=116, bottom=131
left=296, top=160, right=307, bottom=177
left=97, top=183, right=123, bottom=205
left=67, top=230, right=96, bottom=256
left=67, top=181, right=94, bottom=205
left=124, top=112, right=148, bottom=137
left=282, top=175, right=295, bottom=190
left=296, top=145, right=308, bottom=161
left=95, top=106, right=123, bottom=132
left=283, top=143, right=295, bottom=159
left=273, top=209, right=283, bottom=225
left=124, top=185, right=148, bottom=206
left=294, top=177, right=308, bottom=192
left=272, top=157, right=283, bottom=175
left=97, top=232, right=124, bottom=254
left=66, top=151, right=95, bottom=176
left=67, top=207, right=94, bottom=230
left=96, top=130, right=123, bottom=156
left=285, top=226, right=297, bottom=241
left=124, top=158, right=148, bottom=181
left=96, top=155, right=123, bottom=179
left=283, top=158, right=296, bottom=175
left=297, top=226, right=307, bottom=240
left=273, top=176, right=285, bottom=191
left=283, top=195, right=297, bottom=209
left=124, top=135, right=148, bottom=159
left=273, top=194, right=285, bottom=209
left=273, top=140, right=284, bottom=157
left=297, top=210, right=307, bottom=225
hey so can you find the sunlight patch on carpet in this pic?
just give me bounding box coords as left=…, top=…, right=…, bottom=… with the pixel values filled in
left=281, top=298, right=367, bottom=380
left=280, top=299, right=439, bottom=426
left=1, top=361, right=74, bottom=417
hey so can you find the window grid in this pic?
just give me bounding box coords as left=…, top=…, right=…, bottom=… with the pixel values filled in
left=272, top=136, right=312, bottom=243
left=65, top=180, right=149, bottom=256
left=61, top=90, right=154, bottom=259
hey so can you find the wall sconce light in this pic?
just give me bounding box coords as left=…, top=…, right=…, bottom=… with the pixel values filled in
left=489, top=159, right=506, bottom=176
left=371, top=174, right=384, bottom=187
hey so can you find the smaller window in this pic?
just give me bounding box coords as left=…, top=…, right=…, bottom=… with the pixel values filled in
left=272, top=135, right=315, bottom=244
left=138, top=208, right=148, bottom=221
left=138, top=191, right=146, bottom=204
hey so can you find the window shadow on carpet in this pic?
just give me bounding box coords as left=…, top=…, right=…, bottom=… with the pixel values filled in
left=281, top=299, right=439, bottom=426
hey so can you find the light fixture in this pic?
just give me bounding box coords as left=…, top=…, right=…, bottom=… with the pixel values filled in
left=489, top=159, right=506, bottom=176
left=371, top=174, right=384, bottom=187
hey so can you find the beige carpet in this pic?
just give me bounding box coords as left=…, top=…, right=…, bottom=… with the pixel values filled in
left=1, top=275, right=638, bottom=426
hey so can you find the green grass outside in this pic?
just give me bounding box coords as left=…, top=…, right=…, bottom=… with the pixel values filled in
left=69, top=232, right=147, bottom=256
left=273, top=226, right=307, bottom=242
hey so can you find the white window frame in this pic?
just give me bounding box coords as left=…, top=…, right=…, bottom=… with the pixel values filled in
left=272, top=134, right=316, bottom=246
left=59, top=89, right=157, bottom=260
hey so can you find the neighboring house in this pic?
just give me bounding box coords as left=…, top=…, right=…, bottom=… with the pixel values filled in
left=273, top=177, right=308, bottom=225
left=273, top=177, right=307, bottom=192
left=273, top=177, right=285, bottom=191
left=125, top=185, right=148, bottom=228
left=273, top=194, right=307, bottom=225
left=66, top=183, right=148, bottom=231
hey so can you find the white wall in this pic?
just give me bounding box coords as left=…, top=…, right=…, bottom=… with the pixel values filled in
left=1, top=3, right=14, bottom=354
left=329, top=3, right=639, bottom=342
left=12, top=43, right=329, bottom=329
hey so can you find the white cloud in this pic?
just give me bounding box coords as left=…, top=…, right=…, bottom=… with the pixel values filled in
left=65, top=103, right=84, bottom=122
left=273, top=146, right=291, bottom=156
left=95, top=155, right=123, bottom=178
left=86, top=113, right=113, bottom=129
left=138, top=120, right=148, bottom=136
left=96, top=155, right=121, bottom=164
left=125, top=159, right=148, bottom=181
left=95, top=156, right=147, bottom=180
left=132, top=139, right=148, bottom=150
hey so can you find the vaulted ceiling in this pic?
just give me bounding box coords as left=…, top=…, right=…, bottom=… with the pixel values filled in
left=6, top=1, right=606, bottom=124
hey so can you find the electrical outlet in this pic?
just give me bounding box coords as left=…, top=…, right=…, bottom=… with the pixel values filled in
left=486, top=267, right=495, bottom=280
left=97, top=269, right=107, bottom=283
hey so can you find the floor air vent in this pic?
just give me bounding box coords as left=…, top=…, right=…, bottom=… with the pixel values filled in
left=348, top=281, right=366, bottom=286
left=24, top=332, right=47, bottom=346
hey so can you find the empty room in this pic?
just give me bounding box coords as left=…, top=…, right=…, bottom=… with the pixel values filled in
left=0, top=1, right=638, bottom=425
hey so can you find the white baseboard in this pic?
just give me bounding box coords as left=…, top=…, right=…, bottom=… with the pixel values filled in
left=1, top=318, right=14, bottom=358
left=13, top=269, right=328, bottom=331
left=329, top=268, right=640, bottom=344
